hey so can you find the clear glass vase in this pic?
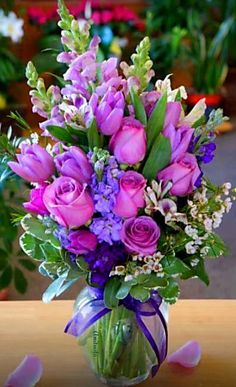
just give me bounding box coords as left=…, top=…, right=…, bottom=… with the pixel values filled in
left=71, top=287, right=169, bottom=386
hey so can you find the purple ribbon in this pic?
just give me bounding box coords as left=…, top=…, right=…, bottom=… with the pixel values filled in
left=65, top=288, right=168, bottom=377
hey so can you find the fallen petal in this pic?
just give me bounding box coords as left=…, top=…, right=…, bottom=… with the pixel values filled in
left=167, top=340, right=201, bottom=368
left=4, top=355, right=43, bottom=387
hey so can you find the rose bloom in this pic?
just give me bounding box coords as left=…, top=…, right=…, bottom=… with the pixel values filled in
left=43, top=176, right=94, bottom=228
left=109, top=117, right=146, bottom=165
left=67, top=230, right=97, bottom=255
left=121, top=216, right=160, bottom=255
left=158, top=153, right=201, bottom=197
left=55, top=146, right=93, bottom=184
left=23, top=183, right=49, bottom=216
left=114, top=171, right=146, bottom=218
left=8, top=144, right=54, bottom=183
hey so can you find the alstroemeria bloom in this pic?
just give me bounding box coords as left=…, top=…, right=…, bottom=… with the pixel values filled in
left=163, top=124, right=194, bottom=162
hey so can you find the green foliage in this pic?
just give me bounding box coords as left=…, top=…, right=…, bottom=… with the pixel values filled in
left=146, top=92, right=167, bottom=151
left=130, top=88, right=147, bottom=126
left=142, top=134, right=171, bottom=181
left=104, top=277, right=121, bottom=308
left=159, top=278, right=180, bottom=304
left=87, top=120, right=103, bottom=149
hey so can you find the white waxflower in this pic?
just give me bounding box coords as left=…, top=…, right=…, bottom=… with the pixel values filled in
left=190, top=206, right=198, bottom=218
left=0, top=12, right=24, bottom=43
left=142, top=264, right=152, bottom=274
left=204, top=218, right=213, bottom=232
left=185, top=241, right=197, bottom=254
left=222, top=182, right=231, bottom=196
left=185, top=225, right=198, bottom=239
left=224, top=198, right=232, bottom=213
left=191, top=258, right=199, bottom=267
left=124, top=275, right=134, bottom=282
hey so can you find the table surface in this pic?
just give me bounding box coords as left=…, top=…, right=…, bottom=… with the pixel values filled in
left=0, top=300, right=235, bottom=387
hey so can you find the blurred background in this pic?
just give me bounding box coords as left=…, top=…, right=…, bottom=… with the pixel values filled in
left=0, top=0, right=236, bottom=301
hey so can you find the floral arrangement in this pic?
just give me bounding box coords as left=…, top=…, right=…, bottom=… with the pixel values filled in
left=4, top=0, right=235, bottom=383
left=7, top=0, right=234, bottom=304
left=0, top=5, right=24, bottom=108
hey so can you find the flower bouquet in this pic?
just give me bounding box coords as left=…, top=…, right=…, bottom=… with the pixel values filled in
left=4, top=0, right=235, bottom=385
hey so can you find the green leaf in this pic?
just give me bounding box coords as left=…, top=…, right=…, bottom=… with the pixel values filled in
left=159, top=278, right=180, bottom=304
left=19, top=233, right=44, bottom=261
left=40, top=242, right=62, bottom=263
left=146, top=92, right=167, bottom=151
left=76, top=256, right=89, bottom=273
left=116, top=279, right=137, bottom=300
left=207, top=233, right=227, bottom=258
left=19, top=259, right=37, bottom=272
left=87, top=119, right=102, bottom=149
left=0, top=265, right=12, bottom=289
left=142, top=134, right=171, bottom=181
left=193, top=259, right=209, bottom=286
left=137, top=274, right=168, bottom=288
left=130, top=88, right=147, bottom=126
left=21, top=215, right=60, bottom=248
left=0, top=249, right=8, bottom=271
left=46, top=125, right=74, bottom=143
left=104, top=277, right=121, bottom=308
left=162, top=256, right=192, bottom=277
left=14, top=268, right=27, bottom=294
left=130, top=285, right=150, bottom=302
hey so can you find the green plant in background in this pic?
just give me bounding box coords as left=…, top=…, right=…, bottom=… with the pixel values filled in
left=186, top=14, right=234, bottom=94
left=0, top=0, right=25, bottom=108
left=0, top=127, right=36, bottom=294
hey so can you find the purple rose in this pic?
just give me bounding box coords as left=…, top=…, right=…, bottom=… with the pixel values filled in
left=114, top=171, right=146, bottom=218
left=109, top=117, right=146, bottom=165
left=158, top=153, right=201, bottom=197
left=23, top=183, right=49, bottom=216
left=163, top=124, right=194, bottom=162
left=90, top=90, right=125, bottom=135
left=43, top=176, right=94, bottom=228
left=67, top=230, right=98, bottom=255
left=55, top=146, right=93, bottom=184
left=8, top=144, right=55, bottom=183
left=121, top=216, right=160, bottom=255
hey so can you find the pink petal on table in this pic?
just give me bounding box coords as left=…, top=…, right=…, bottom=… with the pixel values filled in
left=167, top=340, right=201, bottom=368
left=4, top=355, right=43, bottom=387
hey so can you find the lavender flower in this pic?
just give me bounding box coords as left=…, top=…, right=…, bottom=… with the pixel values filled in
left=85, top=242, right=126, bottom=286
left=188, top=133, right=216, bottom=164
left=90, top=213, right=123, bottom=245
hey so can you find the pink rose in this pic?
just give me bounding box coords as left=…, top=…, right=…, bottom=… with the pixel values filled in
left=121, top=216, right=160, bottom=255
left=67, top=230, right=97, bottom=255
left=158, top=153, right=201, bottom=197
left=109, top=117, right=146, bottom=165
left=23, top=183, right=49, bottom=216
left=114, top=171, right=146, bottom=218
left=43, top=177, right=94, bottom=228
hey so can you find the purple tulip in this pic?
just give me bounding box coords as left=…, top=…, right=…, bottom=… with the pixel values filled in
left=141, top=91, right=161, bottom=116
left=90, top=89, right=125, bottom=135
left=23, top=183, right=49, bottom=216
left=164, top=102, right=182, bottom=128
left=55, top=146, right=93, bottom=184
left=109, top=117, right=147, bottom=165
left=8, top=144, right=55, bottom=183
left=121, top=216, right=160, bottom=255
left=163, top=124, right=194, bottom=162
left=158, top=152, right=201, bottom=197
left=67, top=230, right=98, bottom=255
left=43, top=176, right=94, bottom=228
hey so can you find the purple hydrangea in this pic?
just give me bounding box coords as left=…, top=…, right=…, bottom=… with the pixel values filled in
left=85, top=242, right=126, bottom=286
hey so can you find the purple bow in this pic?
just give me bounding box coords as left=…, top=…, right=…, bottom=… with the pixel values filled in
left=65, top=288, right=168, bottom=377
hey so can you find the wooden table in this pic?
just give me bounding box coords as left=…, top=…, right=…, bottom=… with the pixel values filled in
left=0, top=300, right=235, bottom=387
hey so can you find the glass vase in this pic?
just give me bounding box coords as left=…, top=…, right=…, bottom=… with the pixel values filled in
left=68, top=287, right=169, bottom=386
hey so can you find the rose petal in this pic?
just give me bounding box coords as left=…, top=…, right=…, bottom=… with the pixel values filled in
left=4, top=355, right=43, bottom=387
left=167, top=340, right=201, bottom=368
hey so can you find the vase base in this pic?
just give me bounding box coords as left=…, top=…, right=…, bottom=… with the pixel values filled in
left=99, top=372, right=149, bottom=386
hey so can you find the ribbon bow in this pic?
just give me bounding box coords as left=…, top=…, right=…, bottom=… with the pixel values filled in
left=65, top=288, right=168, bottom=377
